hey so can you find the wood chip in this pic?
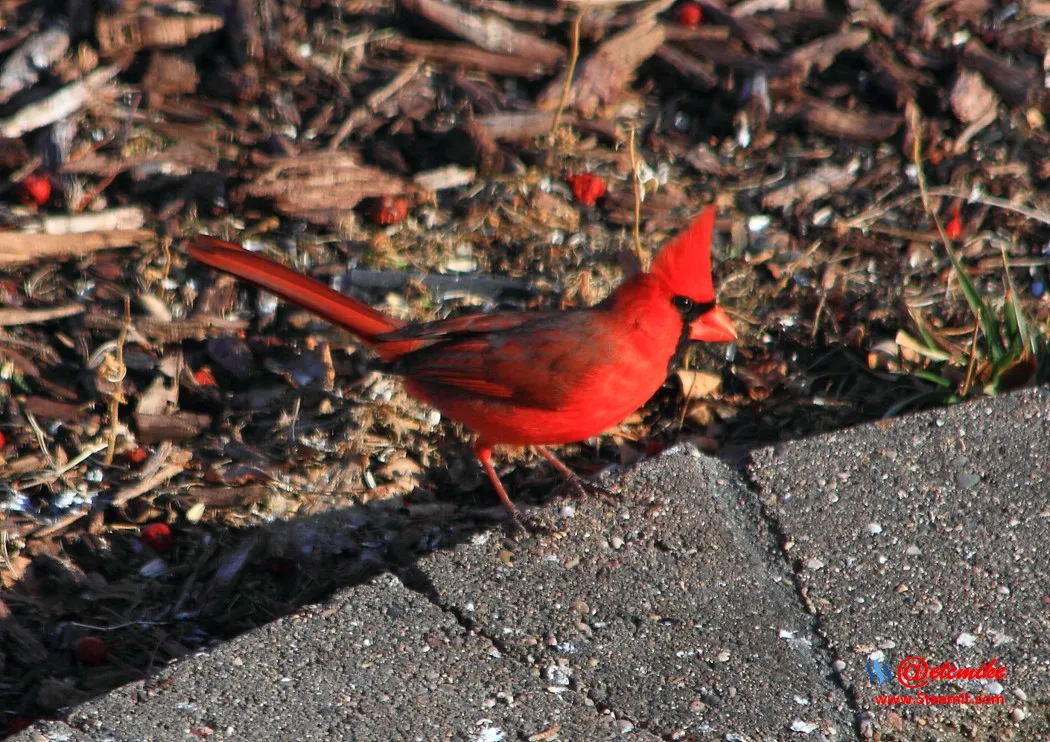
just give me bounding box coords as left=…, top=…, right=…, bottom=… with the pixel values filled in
left=110, top=462, right=187, bottom=507
left=0, top=229, right=153, bottom=267
left=0, top=26, right=71, bottom=104
left=476, top=110, right=570, bottom=140
left=394, top=38, right=550, bottom=78
left=538, top=19, right=666, bottom=117
left=676, top=369, right=723, bottom=400
left=0, top=303, right=84, bottom=326
left=413, top=165, right=476, bottom=191
left=763, top=162, right=858, bottom=211
left=950, top=69, right=998, bottom=124
left=237, top=152, right=413, bottom=227
left=135, top=412, right=212, bottom=444
left=778, top=99, right=901, bottom=141
left=399, top=0, right=564, bottom=70
left=83, top=311, right=249, bottom=342
left=96, top=13, right=224, bottom=58
left=960, top=38, right=1036, bottom=108
left=22, top=396, right=92, bottom=422
left=39, top=206, right=146, bottom=234
left=0, top=65, right=121, bottom=137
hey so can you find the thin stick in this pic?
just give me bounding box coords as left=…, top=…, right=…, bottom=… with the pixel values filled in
left=22, top=440, right=108, bottom=488
left=627, top=125, right=643, bottom=261
left=549, top=11, right=583, bottom=138
left=103, top=295, right=131, bottom=465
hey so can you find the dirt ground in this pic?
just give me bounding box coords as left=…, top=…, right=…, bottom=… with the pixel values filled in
left=1, top=0, right=1048, bottom=734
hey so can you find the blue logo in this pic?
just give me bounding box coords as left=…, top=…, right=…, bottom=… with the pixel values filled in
left=866, top=658, right=891, bottom=685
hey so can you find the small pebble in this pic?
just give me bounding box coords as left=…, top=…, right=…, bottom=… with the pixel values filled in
left=610, top=536, right=624, bottom=550
left=867, top=522, right=883, bottom=535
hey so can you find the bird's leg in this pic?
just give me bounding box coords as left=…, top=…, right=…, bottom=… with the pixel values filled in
left=474, top=440, right=526, bottom=530
left=475, top=441, right=559, bottom=534
left=533, top=446, right=616, bottom=498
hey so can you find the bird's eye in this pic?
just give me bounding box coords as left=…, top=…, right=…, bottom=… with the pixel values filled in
left=673, top=296, right=693, bottom=311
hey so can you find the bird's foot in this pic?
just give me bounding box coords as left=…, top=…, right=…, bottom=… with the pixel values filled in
left=504, top=506, right=562, bottom=537
left=561, top=472, right=620, bottom=502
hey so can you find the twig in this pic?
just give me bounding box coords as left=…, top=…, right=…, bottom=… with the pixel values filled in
left=21, top=440, right=108, bottom=488
left=31, top=508, right=91, bottom=538
left=549, top=11, right=583, bottom=138
left=110, top=462, right=185, bottom=507
left=843, top=186, right=1050, bottom=230
left=22, top=409, right=55, bottom=469
left=329, top=59, right=422, bottom=151
left=627, top=125, right=643, bottom=262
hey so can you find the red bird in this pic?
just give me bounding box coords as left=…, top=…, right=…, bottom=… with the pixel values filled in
left=188, top=205, right=736, bottom=525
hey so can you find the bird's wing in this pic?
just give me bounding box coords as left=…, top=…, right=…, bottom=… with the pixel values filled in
left=377, top=311, right=551, bottom=341
left=386, top=312, right=606, bottom=409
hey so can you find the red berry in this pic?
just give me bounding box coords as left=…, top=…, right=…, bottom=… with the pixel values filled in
left=676, top=2, right=703, bottom=28
left=193, top=367, right=217, bottom=386
left=141, top=523, right=173, bottom=552
left=567, top=174, right=608, bottom=207
left=125, top=447, right=149, bottom=464
left=73, top=636, right=108, bottom=665
left=0, top=431, right=7, bottom=449
left=945, top=205, right=963, bottom=240
left=368, top=195, right=410, bottom=225
left=18, top=172, right=51, bottom=206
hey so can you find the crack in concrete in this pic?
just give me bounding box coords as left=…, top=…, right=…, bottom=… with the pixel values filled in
left=737, top=454, right=866, bottom=741
left=393, top=562, right=669, bottom=740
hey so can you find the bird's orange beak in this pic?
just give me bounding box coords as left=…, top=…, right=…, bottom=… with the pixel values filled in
left=689, top=305, right=736, bottom=343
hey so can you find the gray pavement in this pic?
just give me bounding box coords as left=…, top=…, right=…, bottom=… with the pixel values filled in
left=14, top=387, right=1050, bottom=741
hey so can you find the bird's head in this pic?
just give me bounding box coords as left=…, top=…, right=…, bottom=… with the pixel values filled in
left=648, top=204, right=736, bottom=343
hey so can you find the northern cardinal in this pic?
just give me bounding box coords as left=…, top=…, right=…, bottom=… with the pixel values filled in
left=188, top=205, right=736, bottom=525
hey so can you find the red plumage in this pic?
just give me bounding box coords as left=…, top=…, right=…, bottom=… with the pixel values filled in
left=188, top=205, right=736, bottom=524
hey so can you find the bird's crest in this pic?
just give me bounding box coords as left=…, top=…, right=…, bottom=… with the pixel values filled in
left=649, top=204, right=718, bottom=303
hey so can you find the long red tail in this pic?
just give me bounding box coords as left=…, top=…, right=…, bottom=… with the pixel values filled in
left=188, top=236, right=406, bottom=357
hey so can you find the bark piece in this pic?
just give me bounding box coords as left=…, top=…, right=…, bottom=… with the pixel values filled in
left=236, top=152, right=414, bottom=227
left=135, top=412, right=212, bottom=444
left=96, top=13, right=224, bottom=58
left=777, top=99, right=901, bottom=141
left=399, top=0, right=564, bottom=70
